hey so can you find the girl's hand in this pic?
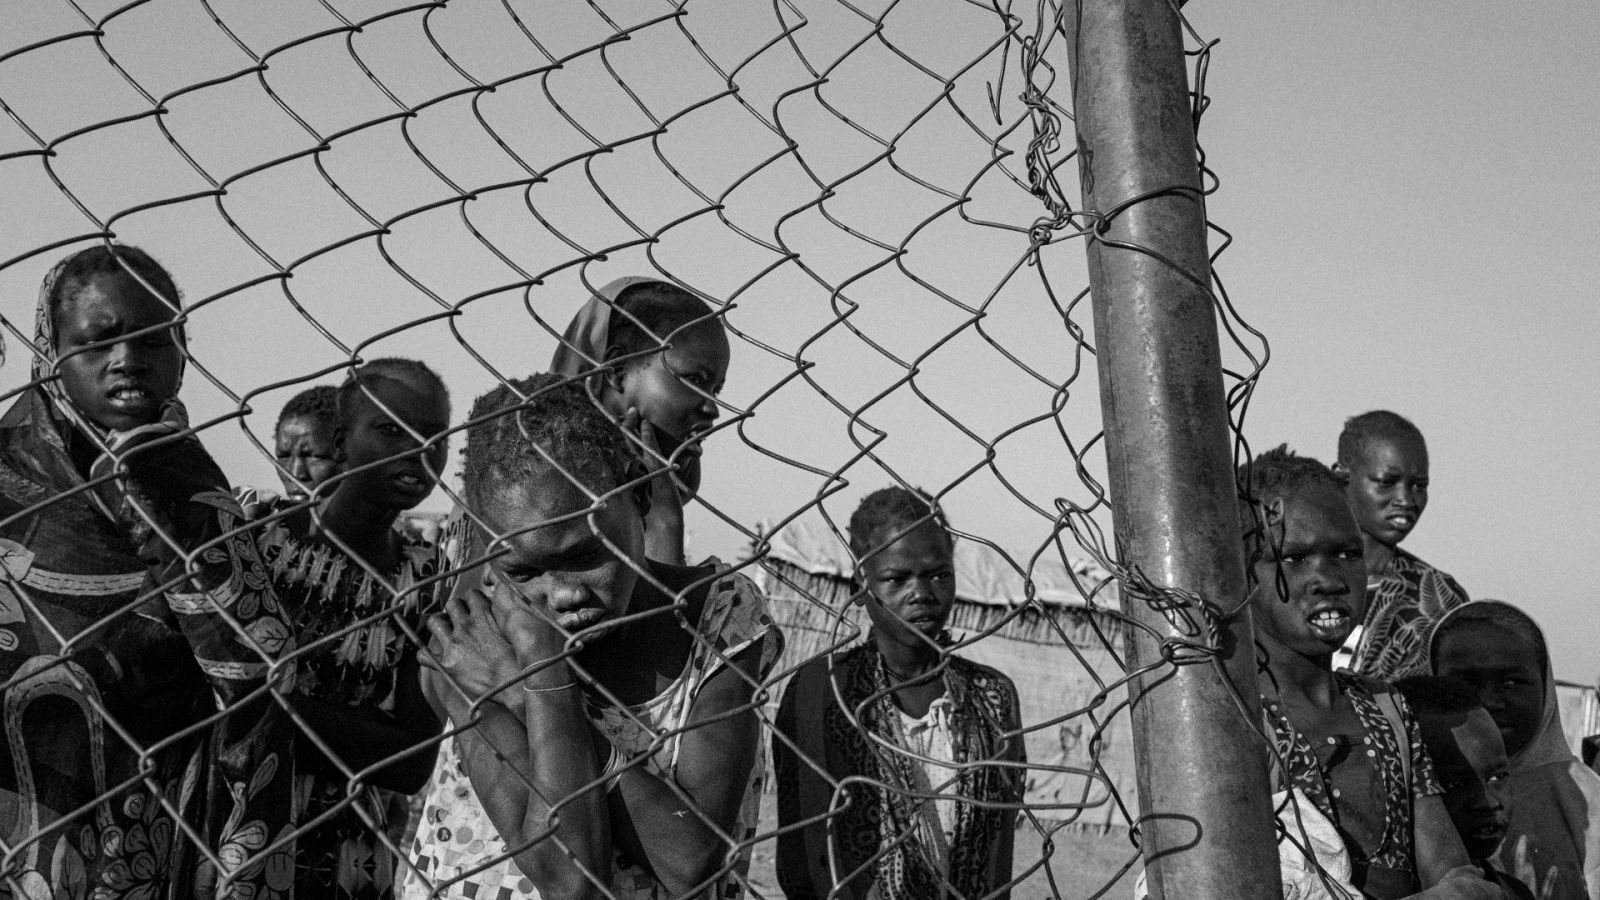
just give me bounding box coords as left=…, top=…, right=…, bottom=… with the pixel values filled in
left=619, top=407, right=670, bottom=477
left=622, top=406, right=688, bottom=564
left=423, top=586, right=524, bottom=713
left=483, top=574, right=574, bottom=666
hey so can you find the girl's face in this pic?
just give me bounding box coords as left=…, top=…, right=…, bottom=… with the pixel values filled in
left=1435, top=622, right=1546, bottom=758
left=274, top=415, right=340, bottom=498
left=1423, top=708, right=1509, bottom=861
left=53, top=273, right=184, bottom=431
left=1248, top=487, right=1367, bottom=659
left=477, top=464, right=645, bottom=636
left=1341, top=434, right=1429, bottom=549
left=617, top=321, right=729, bottom=454
left=336, top=376, right=450, bottom=512
left=859, top=522, right=957, bottom=651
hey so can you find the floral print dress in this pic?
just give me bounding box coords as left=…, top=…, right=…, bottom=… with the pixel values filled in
left=256, top=511, right=443, bottom=900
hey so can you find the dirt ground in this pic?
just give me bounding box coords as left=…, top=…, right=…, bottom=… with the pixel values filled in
left=741, top=799, right=1142, bottom=899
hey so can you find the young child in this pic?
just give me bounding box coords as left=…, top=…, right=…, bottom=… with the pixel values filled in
left=0, top=245, right=295, bottom=898
left=551, top=277, right=730, bottom=565
left=1333, top=410, right=1469, bottom=680
left=774, top=486, right=1025, bottom=900
left=1395, top=676, right=1532, bottom=899
left=1432, top=601, right=1600, bottom=899
left=252, top=358, right=451, bottom=899
left=403, top=373, right=779, bottom=899
left=274, top=383, right=341, bottom=498
left=1241, top=446, right=1496, bottom=899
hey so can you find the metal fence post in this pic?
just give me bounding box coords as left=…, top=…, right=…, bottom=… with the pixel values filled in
left=1063, top=1, right=1282, bottom=897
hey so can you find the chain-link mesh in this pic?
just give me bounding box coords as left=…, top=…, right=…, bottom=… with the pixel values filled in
left=0, top=1, right=1268, bottom=898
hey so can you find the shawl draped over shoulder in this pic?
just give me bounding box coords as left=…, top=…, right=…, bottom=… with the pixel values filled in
left=0, top=256, right=297, bottom=899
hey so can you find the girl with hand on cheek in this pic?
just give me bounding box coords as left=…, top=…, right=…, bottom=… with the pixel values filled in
left=551, top=277, right=730, bottom=565
left=404, top=373, right=779, bottom=900
left=1432, top=601, right=1600, bottom=900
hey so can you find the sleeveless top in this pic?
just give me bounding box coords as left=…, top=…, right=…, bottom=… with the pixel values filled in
left=403, top=566, right=778, bottom=900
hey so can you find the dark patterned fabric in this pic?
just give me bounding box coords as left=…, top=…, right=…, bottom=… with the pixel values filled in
left=0, top=254, right=298, bottom=899
left=256, top=508, right=444, bottom=900
left=775, top=642, right=1024, bottom=900
left=1264, top=673, right=1440, bottom=892
left=1351, top=548, right=1469, bottom=682
left=0, top=395, right=298, bottom=899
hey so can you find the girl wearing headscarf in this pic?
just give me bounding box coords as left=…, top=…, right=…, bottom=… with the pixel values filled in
left=1432, top=600, right=1600, bottom=899
left=549, top=276, right=730, bottom=565
left=0, top=245, right=297, bottom=899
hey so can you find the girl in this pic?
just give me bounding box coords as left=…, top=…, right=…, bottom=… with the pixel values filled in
left=274, top=384, right=341, bottom=499
left=1241, top=446, right=1496, bottom=899
left=251, top=358, right=451, bottom=899
left=774, top=486, right=1025, bottom=900
left=0, top=245, right=295, bottom=898
left=403, top=373, right=779, bottom=899
left=1432, top=601, right=1600, bottom=899
left=551, top=277, right=730, bottom=565
left=1332, top=410, right=1469, bottom=681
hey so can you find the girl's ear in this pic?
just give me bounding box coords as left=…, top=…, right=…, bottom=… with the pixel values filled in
left=602, top=337, right=628, bottom=366
left=1264, top=497, right=1285, bottom=528
left=331, top=426, right=348, bottom=463
left=1330, top=461, right=1350, bottom=485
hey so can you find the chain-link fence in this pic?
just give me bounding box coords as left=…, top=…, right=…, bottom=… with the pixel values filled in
left=0, top=1, right=1272, bottom=897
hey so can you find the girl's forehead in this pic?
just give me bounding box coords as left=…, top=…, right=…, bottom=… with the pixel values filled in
left=1354, top=433, right=1428, bottom=467
left=1439, top=621, right=1540, bottom=668
left=60, top=272, right=179, bottom=324
left=277, top=415, right=334, bottom=439
left=665, top=321, right=730, bottom=366
left=349, top=376, right=449, bottom=421
left=487, top=464, right=632, bottom=527
left=864, top=521, right=953, bottom=562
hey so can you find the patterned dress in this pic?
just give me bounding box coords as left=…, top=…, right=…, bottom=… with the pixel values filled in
left=255, top=510, right=444, bottom=900
left=1351, top=548, right=1469, bottom=682
left=1264, top=673, right=1441, bottom=898
left=402, top=566, right=778, bottom=900
left=0, top=393, right=297, bottom=900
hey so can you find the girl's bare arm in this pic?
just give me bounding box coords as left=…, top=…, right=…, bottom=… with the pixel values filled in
left=1410, top=795, right=1500, bottom=899
left=607, top=639, right=767, bottom=894
left=424, top=589, right=612, bottom=899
